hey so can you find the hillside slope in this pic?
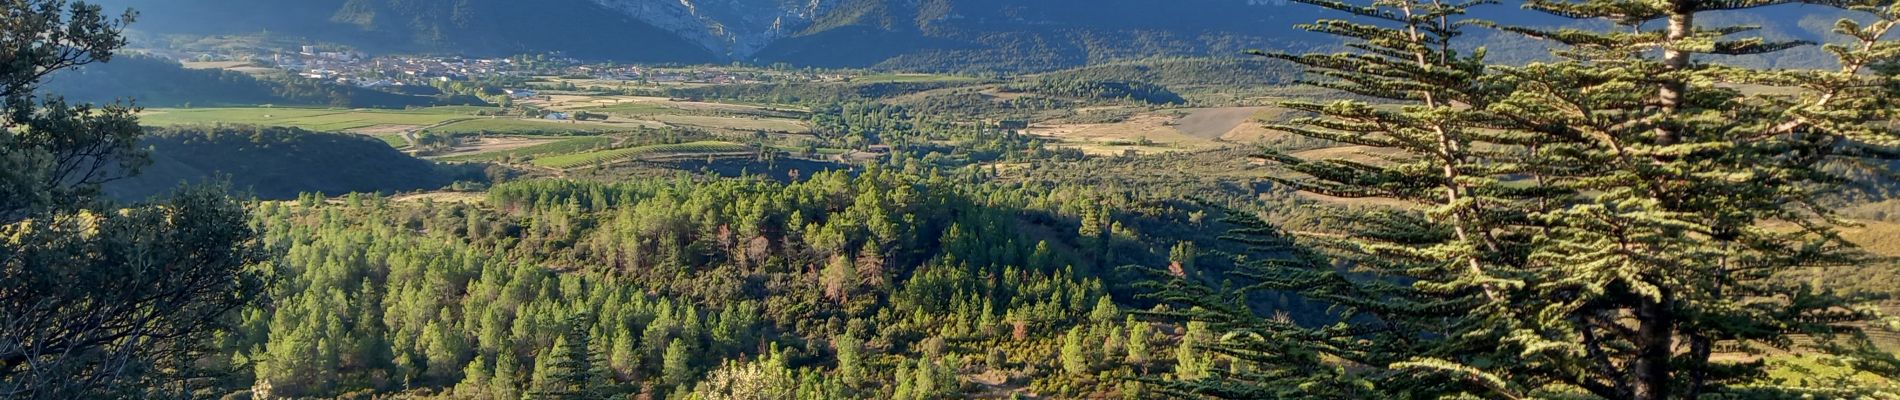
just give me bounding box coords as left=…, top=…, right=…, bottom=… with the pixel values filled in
left=42, top=55, right=485, bottom=108
left=107, top=126, right=481, bottom=201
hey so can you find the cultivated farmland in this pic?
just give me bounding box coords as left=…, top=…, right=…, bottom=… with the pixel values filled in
left=435, top=136, right=614, bottom=162
left=531, top=141, right=752, bottom=169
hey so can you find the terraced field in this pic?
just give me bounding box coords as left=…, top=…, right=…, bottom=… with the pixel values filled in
left=531, top=141, right=752, bottom=169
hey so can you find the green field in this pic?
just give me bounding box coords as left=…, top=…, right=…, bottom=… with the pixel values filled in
left=532, top=141, right=751, bottom=169
left=139, top=107, right=473, bottom=131
left=436, top=136, right=614, bottom=162
left=424, top=118, right=625, bottom=135
left=768, top=145, right=850, bottom=156
left=373, top=134, right=409, bottom=148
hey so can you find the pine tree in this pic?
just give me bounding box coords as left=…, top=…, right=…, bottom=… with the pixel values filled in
left=1060, top=326, right=1092, bottom=376
left=493, top=349, right=522, bottom=400
left=1124, top=316, right=1150, bottom=368
left=892, top=360, right=915, bottom=400
left=609, top=329, right=640, bottom=381
left=834, top=334, right=864, bottom=387
left=1088, top=295, right=1120, bottom=325
left=661, top=338, right=694, bottom=388
left=1147, top=0, right=1900, bottom=398
left=532, top=314, right=601, bottom=399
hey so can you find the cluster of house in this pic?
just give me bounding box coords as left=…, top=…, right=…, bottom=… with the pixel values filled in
left=279, top=51, right=530, bottom=89
left=171, top=44, right=842, bottom=92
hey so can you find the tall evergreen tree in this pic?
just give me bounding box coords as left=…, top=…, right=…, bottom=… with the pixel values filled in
left=1148, top=0, right=1900, bottom=398
left=531, top=314, right=602, bottom=399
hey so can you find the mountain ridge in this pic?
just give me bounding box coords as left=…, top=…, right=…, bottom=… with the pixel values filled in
left=94, top=0, right=1847, bottom=71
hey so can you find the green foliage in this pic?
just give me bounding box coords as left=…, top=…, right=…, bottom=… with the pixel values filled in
left=221, top=165, right=1209, bottom=398
left=1061, top=327, right=1092, bottom=376
left=1001, top=78, right=1185, bottom=105
left=0, top=3, right=265, bottom=398
left=1146, top=0, right=1900, bottom=398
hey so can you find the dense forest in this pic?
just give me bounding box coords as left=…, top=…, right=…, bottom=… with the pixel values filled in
left=226, top=168, right=1243, bottom=399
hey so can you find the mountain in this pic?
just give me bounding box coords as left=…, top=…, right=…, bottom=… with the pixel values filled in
left=89, top=0, right=721, bottom=63
left=752, top=0, right=1335, bottom=71
left=93, top=0, right=1327, bottom=70
left=95, top=0, right=1849, bottom=71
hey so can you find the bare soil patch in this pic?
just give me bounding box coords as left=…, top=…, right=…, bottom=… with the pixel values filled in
left=429, top=136, right=565, bottom=158
left=392, top=192, right=486, bottom=204
left=1173, top=107, right=1267, bottom=139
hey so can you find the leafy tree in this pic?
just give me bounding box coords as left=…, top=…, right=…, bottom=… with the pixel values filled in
left=821, top=254, right=856, bottom=302
left=0, top=0, right=139, bottom=220
left=1149, top=0, right=1900, bottom=398
left=692, top=350, right=795, bottom=400
left=0, top=2, right=265, bottom=398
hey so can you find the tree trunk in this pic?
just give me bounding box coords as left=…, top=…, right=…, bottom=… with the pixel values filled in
left=1656, top=3, right=1693, bottom=146
left=1630, top=293, right=1676, bottom=400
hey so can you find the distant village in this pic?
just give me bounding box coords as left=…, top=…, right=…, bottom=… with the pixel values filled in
left=158, top=44, right=840, bottom=92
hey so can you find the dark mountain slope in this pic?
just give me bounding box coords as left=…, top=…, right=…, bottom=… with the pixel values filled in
left=755, top=0, right=1334, bottom=71
left=90, top=0, right=719, bottom=62
left=107, top=126, right=481, bottom=201
left=41, top=55, right=484, bottom=108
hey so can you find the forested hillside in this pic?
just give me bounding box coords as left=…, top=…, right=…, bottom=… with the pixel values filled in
left=106, top=126, right=482, bottom=201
